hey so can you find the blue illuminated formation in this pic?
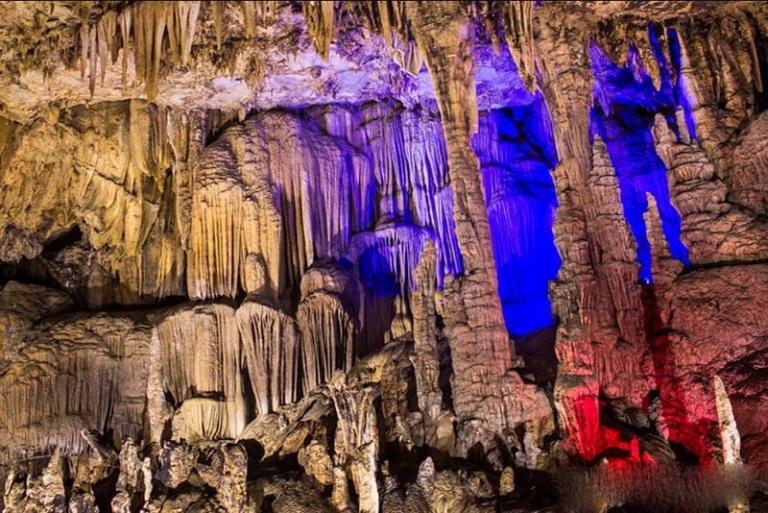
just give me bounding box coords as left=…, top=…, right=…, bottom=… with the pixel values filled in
left=647, top=22, right=681, bottom=140
left=473, top=94, right=562, bottom=337
left=666, top=27, right=698, bottom=142
left=590, top=40, right=691, bottom=284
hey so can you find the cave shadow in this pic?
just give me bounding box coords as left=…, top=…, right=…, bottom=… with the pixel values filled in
left=642, top=285, right=714, bottom=464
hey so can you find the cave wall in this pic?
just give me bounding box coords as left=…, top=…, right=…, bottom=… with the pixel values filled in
left=0, top=1, right=767, bottom=512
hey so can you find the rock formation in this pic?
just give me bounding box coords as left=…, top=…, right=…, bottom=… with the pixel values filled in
left=0, top=1, right=767, bottom=512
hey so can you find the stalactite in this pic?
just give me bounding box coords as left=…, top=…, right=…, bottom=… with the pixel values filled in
left=168, top=109, right=206, bottom=251
left=0, top=313, right=150, bottom=457
left=242, top=2, right=257, bottom=39
left=503, top=1, right=537, bottom=91
left=303, top=1, right=338, bottom=62
left=310, top=102, right=461, bottom=280
left=240, top=1, right=281, bottom=41
left=118, top=7, right=132, bottom=90
left=133, top=2, right=169, bottom=102
left=168, top=1, right=201, bottom=68
left=88, top=20, right=98, bottom=95
left=79, top=22, right=88, bottom=82
left=73, top=1, right=206, bottom=100
left=400, top=106, right=462, bottom=278
left=187, top=175, right=248, bottom=299
left=156, top=304, right=245, bottom=439
left=677, top=11, right=762, bottom=175
left=213, top=0, right=225, bottom=51
left=98, top=12, right=117, bottom=87
left=730, top=109, right=768, bottom=214
left=0, top=282, right=73, bottom=360
left=237, top=301, right=300, bottom=415
left=634, top=25, right=662, bottom=91
left=595, top=20, right=632, bottom=68
left=473, top=99, right=561, bottom=337
left=146, top=329, right=172, bottom=446
left=3, top=4, right=768, bottom=508
left=188, top=111, right=369, bottom=301
left=297, top=285, right=356, bottom=394
left=172, top=397, right=230, bottom=441
left=359, top=102, right=411, bottom=223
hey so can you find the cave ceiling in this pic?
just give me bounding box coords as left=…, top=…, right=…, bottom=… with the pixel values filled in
left=0, top=1, right=754, bottom=120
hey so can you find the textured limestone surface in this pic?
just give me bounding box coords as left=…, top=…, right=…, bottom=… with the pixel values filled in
left=1, top=1, right=767, bottom=512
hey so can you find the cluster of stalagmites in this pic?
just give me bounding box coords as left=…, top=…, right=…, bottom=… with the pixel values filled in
left=0, top=279, right=550, bottom=513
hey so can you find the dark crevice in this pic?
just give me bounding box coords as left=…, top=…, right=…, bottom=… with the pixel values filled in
left=678, top=257, right=768, bottom=275
left=41, top=225, right=83, bottom=256
left=435, top=314, right=453, bottom=412
left=514, top=323, right=557, bottom=385
left=747, top=12, right=768, bottom=114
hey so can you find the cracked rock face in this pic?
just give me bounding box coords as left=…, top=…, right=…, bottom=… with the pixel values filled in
left=1, top=1, right=768, bottom=512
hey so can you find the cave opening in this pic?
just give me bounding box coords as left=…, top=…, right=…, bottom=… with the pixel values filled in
left=590, top=41, right=691, bottom=284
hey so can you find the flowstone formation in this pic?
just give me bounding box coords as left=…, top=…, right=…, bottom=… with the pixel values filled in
left=0, top=1, right=767, bottom=512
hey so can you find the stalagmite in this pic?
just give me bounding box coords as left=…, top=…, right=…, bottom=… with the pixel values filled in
left=112, top=439, right=145, bottom=513
left=405, top=1, right=514, bottom=449
left=332, top=465, right=354, bottom=513
left=715, top=376, right=750, bottom=513
left=69, top=432, right=118, bottom=512
left=350, top=222, right=435, bottom=352
left=330, top=378, right=379, bottom=513
left=22, top=452, right=67, bottom=513
left=409, top=240, right=448, bottom=447
left=298, top=441, right=335, bottom=487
